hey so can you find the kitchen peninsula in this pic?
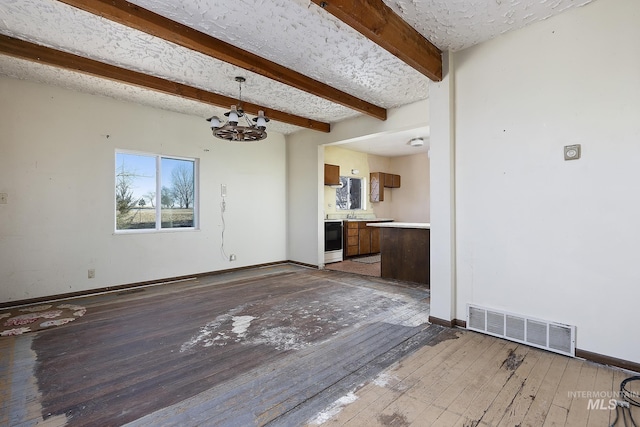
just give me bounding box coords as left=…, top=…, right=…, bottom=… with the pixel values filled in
left=366, top=222, right=430, bottom=286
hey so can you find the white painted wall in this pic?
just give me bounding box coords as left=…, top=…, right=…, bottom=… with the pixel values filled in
left=0, top=78, right=287, bottom=302
left=429, top=51, right=456, bottom=324
left=286, top=136, right=325, bottom=266
left=286, top=100, right=429, bottom=266
left=452, top=0, right=640, bottom=362
left=389, top=153, right=430, bottom=222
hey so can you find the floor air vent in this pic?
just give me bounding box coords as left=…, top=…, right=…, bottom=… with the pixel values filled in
left=467, top=304, right=575, bottom=357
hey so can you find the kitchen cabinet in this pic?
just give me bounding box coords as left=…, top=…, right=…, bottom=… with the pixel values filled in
left=370, top=172, right=401, bottom=202
left=358, top=225, right=372, bottom=254
left=344, top=220, right=386, bottom=257
left=345, top=222, right=359, bottom=256
left=324, top=164, right=340, bottom=186
left=370, top=172, right=384, bottom=202
left=384, top=173, right=401, bottom=188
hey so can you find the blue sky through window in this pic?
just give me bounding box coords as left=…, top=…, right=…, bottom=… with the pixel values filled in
left=116, top=153, right=155, bottom=202
left=116, top=153, right=193, bottom=202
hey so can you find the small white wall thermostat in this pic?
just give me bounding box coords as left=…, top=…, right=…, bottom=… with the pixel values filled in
left=564, top=144, right=581, bottom=161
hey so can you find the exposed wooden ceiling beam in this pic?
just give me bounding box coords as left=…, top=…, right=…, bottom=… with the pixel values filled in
left=0, top=35, right=330, bottom=133
left=311, top=0, right=442, bottom=82
left=56, top=0, right=387, bottom=121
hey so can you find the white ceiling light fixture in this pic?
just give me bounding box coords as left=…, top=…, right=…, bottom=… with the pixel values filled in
left=408, top=137, right=424, bottom=147
left=206, top=77, right=270, bottom=142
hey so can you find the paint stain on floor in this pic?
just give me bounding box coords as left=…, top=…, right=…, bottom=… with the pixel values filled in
left=503, top=348, right=525, bottom=371
left=378, top=412, right=410, bottom=427
left=307, top=392, right=359, bottom=425
left=181, top=284, right=430, bottom=354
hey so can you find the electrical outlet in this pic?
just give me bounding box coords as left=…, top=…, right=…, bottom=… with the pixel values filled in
left=221, top=184, right=227, bottom=197
left=0, top=193, right=7, bottom=204
left=88, top=269, right=95, bottom=279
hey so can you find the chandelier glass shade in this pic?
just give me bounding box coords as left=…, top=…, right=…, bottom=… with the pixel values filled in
left=206, top=77, right=270, bottom=142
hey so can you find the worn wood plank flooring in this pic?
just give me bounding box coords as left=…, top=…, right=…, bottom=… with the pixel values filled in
left=1, top=265, right=439, bottom=426
left=313, top=328, right=639, bottom=427
left=2, top=264, right=638, bottom=426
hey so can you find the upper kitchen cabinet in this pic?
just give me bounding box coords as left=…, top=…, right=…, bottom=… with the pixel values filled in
left=384, top=173, right=401, bottom=188
left=324, top=164, right=340, bottom=186
left=370, top=172, right=384, bottom=202
left=370, top=172, right=401, bottom=202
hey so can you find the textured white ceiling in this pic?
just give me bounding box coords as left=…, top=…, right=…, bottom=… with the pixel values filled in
left=331, top=126, right=431, bottom=158
left=0, top=55, right=303, bottom=135
left=128, top=0, right=430, bottom=109
left=0, top=0, right=365, bottom=127
left=0, top=0, right=596, bottom=144
left=383, top=0, right=595, bottom=52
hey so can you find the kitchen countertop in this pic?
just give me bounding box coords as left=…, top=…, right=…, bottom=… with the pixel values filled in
left=366, top=222, right=430, bottom=229
left=325, top=218, right=394, bottom=222
left=344, top=218, right=394, bottom=222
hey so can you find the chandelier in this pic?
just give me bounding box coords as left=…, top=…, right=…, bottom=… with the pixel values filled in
left=206, top=76, right=270, bottom=142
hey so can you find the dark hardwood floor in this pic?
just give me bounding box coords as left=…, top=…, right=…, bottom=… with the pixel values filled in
left=1, top=265, right=439, bottom=426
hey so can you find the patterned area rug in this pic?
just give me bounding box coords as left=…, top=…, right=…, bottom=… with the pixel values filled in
left=352, top=254, right=381, bottom=264
left=0, top=303, right=87, bottom=336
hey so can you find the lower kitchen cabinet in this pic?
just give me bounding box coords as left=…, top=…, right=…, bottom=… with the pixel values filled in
left=344, top=221, right=382, bottom=257
left=345, top=222, right=359, bottom=256
left=358, top=226, right=371, bottom=254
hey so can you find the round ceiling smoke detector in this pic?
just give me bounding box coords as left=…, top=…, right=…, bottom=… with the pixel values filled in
left=408, top=137, right=424, bottom=147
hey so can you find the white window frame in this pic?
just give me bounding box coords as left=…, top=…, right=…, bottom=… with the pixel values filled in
left=114, top=149, right=199, bottom=233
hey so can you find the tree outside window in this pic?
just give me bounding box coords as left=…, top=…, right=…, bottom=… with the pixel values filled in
left=115, top=152, right=198, bottom=231
left=336, top=176, right=364, bottom=210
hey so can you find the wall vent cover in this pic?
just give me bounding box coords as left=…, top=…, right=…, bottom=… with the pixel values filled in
left=466, top=304, right=576, bottom=357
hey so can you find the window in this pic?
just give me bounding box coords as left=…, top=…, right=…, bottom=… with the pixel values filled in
left=336, top=176, right=365, bottom=210
left=115, top=151, right=198, bottom=231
